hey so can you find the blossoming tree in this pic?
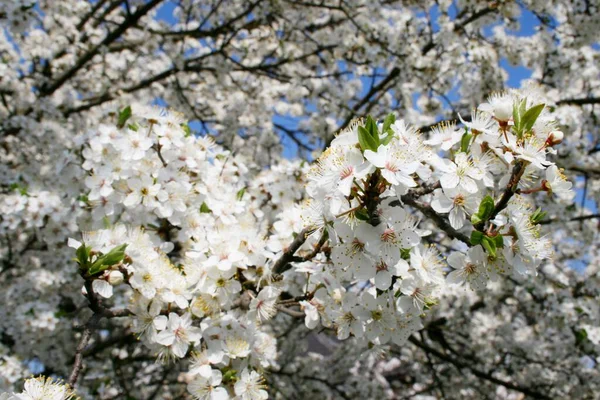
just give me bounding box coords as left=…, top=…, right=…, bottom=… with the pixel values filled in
left=1, top=1, right=599, bottom=399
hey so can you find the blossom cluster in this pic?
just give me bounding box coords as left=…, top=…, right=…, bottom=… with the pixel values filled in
left=2, top=90, right=574, bottom=398
left=295, top=89, right=572, bottom=347
left=64, top=106, right=285, bottom=399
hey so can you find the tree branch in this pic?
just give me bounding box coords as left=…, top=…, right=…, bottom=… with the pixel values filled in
left=272, top=227, right=314, bottom=275
left=408, top=336, right=551, bottom=399
left=40, top=0, right=164, bottom=96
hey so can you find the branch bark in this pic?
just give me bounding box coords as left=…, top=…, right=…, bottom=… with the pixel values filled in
left=272, top=227, right=314, bottom=275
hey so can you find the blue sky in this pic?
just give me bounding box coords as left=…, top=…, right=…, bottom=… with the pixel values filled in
left=155, top=2, right=541, bottom=158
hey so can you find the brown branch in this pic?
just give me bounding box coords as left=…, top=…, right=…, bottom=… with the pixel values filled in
left=68, top=313, right=102, bottom=387
left=275, top=305, right=305, bottom=318
left=302, top=229, right=329, bottom=261
left=68, top=279, right=132, bottom=387
left=556, top=97, right=600, bottom=106
left=474, top=161, right=527, bottom=231
left=539, top=214, right=600, bottom=225
left=272, top=227, right=314, bottom=275
left=400, top=196, right=471, bottom=244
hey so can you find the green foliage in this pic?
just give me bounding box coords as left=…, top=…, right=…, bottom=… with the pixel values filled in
left=354, top=209, right=370, bottom=221
left=200, top=202, right=212, bottom=213
left=470, top=230, right=484, bottom=245
left=236, top=187, right=246, bottom=201
left=181, top=123, right=192, bottom=137
left=357, top=115, right=381, bottom=152
left=117, top=106, right=132, bottom=129
left=460, top=130, right=472, bottom=153
left=530, top=208, right=548, bottom=224
left=381, top=113, right=396, bottom=145
left=513, top=100, right=545, bottom=138
left=470, top=196, right=495, bottom=225
left=88, top=244, right=128, bottom=275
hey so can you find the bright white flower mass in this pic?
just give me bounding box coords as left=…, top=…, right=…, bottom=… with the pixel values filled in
left=1, top=1, right=598, bottom=399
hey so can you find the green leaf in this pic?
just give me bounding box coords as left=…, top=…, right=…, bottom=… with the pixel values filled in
left=382, top=113, right=396, bottom=134
left=481, top=236, right=497, bottom=258
left=365, top=115, right=379, bottom=141
left=117, top=106, right=132, bottom=129
left=471, top=195, right=495, bottom=225
left=200, top=202, right=212, bottom=213
left=88, top=244, right=128, bottom=275
left=470, top=230, right=484, bottom=245
left=354, top=209, right=370, bottom=221
left=479, top=196, right=495, bottom=220
left=460, top=132, right=472, bottom=153
left=88, top=256, right=108, bottom=275
left=400, top=248, right=411, bottom=260
left=181, top=123, right=192, bottom=137
left=127, top=123, right=139, bottom=132
left=76, top=244, right=91, bottom=267
left=222, top=369, right=237, bottom=383
left=9, top=183, right=28, bottom=196
left=521, top=103, right=545, bottom=133
left=493, top=234, right=504, bottom=248
left=512, top=98, right=527, bottom=135
left=357, top=125, right=379, bottom=152
left=102, top=244, right=128, bottom=266
left=381, top=134, right=394, bottom=146
left=512, top=102, right=521, bottom=132
left=236, top=187, right=246, bottom=201
left=470, top=214, right=482, bottom=225
left=575, top=328, right=588, bottom=345
left=530, top=207, right=548, bottom=224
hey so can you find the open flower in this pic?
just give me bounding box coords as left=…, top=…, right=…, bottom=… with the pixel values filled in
left=234, top=369, right=268, bottom=400
left=447, top=246, right=488, bottom=290
left=188, top=369, right=229, bottom=400
left=155, top=312, right=201, bottom=358
left=439, top=153, right=483, bottom=193
left=430, top=188, right=480, bottom=229
left=364, top=144, right=419, bottom=188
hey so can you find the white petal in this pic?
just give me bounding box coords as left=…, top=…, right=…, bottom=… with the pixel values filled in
left=440, top=172, right=459, bottom=189
left=68, top=238, right=82, bottom=249
left=374, top=270, right=392, bottom=290
left=92, top=280, right=113, bottom=298
left=448, top=207, right=465, bottom=229
left=431, top=192, right=453, bottom=213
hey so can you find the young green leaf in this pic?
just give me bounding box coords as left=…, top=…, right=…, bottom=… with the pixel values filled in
left=236, top=187, right=246, bottom=201
left=481, top=235, right=497, bottom=258
left=493, top=234, right=504, bottom=248
left=357, top=125, right=379, bottom=152
left=382, top=113, right=396, bottom=134
left=354, top=209, right=370, bottom=221
left=365, top=115, right=380, bottom=142
left=460, top=131, right=472, bottom=153
left=181, top=123, right=192, bottom=137
left=521, top=103, right=545, bottom=133
left=470, top=230, right=484, bottom=245
left=101, top=244, right=128, bottom=266
left=474, top=195, right=495, bottom=222
left=117, top=106, right=132, bottom=129
left=200, top=202, right=212, bottom=213
left=76, top=244, right=91, bottom=267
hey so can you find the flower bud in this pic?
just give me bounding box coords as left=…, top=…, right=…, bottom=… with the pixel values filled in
left=494, top=100, right=513, bottom=122
left=108, top=270, right=124, bottom=286
left=547, top=130, right=564, bottom=146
